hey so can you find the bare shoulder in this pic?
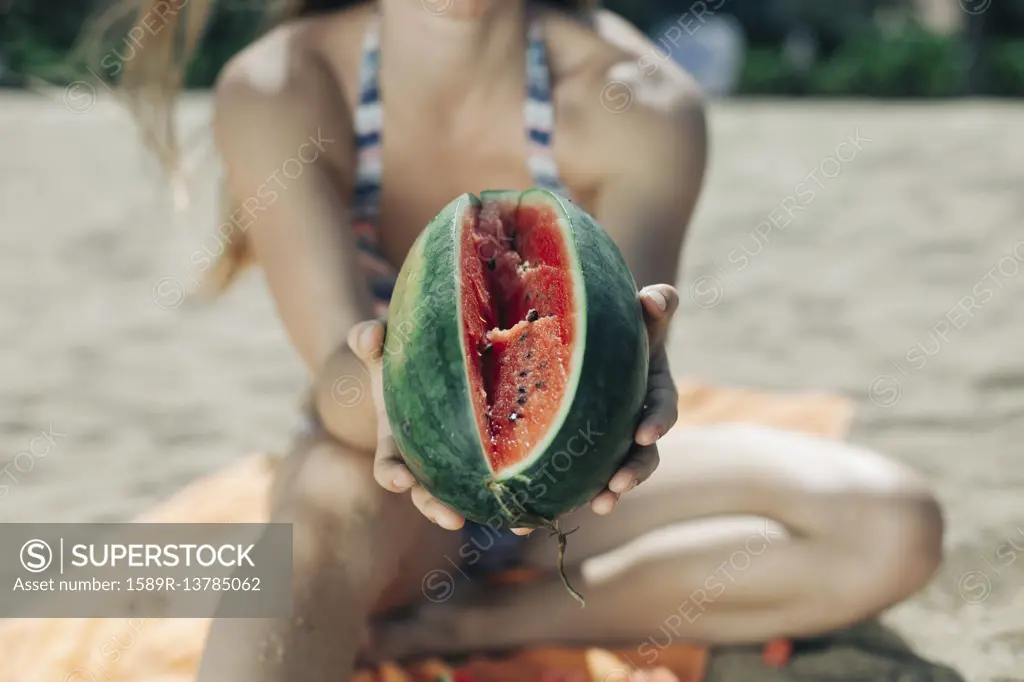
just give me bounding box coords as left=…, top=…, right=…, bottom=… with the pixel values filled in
left=544, top=9, right=707, bottom=178
left=212, top=8, right=371, bottom=173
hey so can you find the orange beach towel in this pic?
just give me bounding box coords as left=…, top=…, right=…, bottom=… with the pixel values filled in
left=0, top=380, right=853, bottom=682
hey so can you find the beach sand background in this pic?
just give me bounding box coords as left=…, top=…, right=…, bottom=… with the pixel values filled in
left=0, top=94, right=1021, bottom=680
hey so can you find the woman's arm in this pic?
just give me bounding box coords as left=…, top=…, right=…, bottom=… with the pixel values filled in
left=578, top=8, right=709, bottom=286
left=591, top=82, right=707, bottom=288
left=214, top=33, right=377, bottom=452
left=577, top=69, right=708, bottom=510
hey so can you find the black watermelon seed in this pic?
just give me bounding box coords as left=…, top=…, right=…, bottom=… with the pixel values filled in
left=518, top=387, right=526, bottom=394
left=526, top=309, right=539, bottom=322
left=517, top=396, right=527, bottom=406
left=519, top=370, right=528, bottom=378
left=525, top=352, right=532, bottom=359
left=519, top=334, right=528, bottom=342
left=535, top=381, right=544, bottom=388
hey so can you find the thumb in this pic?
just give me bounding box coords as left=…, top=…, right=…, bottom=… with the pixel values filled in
left=347, top=320, right=386, bottom=366
left=639, top=285, right=679, bottom=353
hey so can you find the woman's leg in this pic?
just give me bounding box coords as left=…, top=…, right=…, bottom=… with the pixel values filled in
left=196, top=429, right=463, bottom=682
left=376, top=424, right=943, bottom=659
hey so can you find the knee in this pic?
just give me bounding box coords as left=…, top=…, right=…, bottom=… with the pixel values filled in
left=888, top=486, right=945, bottom=595
left=831, top=481, right=944, bottom=616
left=271, top=437, right=388, bottom=571
left=273, top=436, right=377, bottom=517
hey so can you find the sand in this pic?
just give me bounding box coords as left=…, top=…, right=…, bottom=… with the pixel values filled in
left=0, top=93, right=1022, bottom=680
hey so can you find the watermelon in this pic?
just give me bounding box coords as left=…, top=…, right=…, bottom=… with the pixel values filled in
left=382, top=188, right=648, bottom=538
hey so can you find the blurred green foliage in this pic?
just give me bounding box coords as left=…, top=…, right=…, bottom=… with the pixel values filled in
left=985, top=39, right=1024, bottom=95
left=2, top=0, right=87, bottom=85
left=810, top=21, right=962, bottom=97
left=183, top=5, right=266, bottom=88
left=739, top=20, right=965, bottom=97
left=1, top=0, right=1022, bottom=95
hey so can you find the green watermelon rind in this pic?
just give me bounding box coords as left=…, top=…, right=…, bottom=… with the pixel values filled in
left=382, top=189, right=648, bottom=527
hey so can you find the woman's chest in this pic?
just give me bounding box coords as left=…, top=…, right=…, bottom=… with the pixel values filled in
left=343, top=81, right=603, bottom=268
left=368, top=136, right=593, bottom=268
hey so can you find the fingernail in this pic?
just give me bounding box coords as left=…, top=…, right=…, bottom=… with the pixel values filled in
left=638, top=425, right=662, bottom=445
left=644, top=288, right=667, bottom=312
left=392, top=472, right=414, bottom=490
left=439, top=516, right=461, bottom=531
left=609, top=474, right=631, bottom=493
left=360, top=323, right=378, bottom=353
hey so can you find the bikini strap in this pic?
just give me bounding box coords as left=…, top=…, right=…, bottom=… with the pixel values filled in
left=351, top=13, right=392, bottom=316
left=351, top=8, right=568, bottom=313
left=524, top=13, right=568, bottom=196
left=352, top=7, right=568, bottom=207
left=353, top=13, right=383, bottom=225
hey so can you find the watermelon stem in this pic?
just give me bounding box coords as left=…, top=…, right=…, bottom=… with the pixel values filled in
left=542, top=518, right=586, bottom=608
left=484, top=478, right=520, bottom=521
left=483, top=478, right=586, bottom=608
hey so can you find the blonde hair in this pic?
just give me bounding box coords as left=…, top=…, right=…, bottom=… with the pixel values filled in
left=81, top=0, right=595, bottom=294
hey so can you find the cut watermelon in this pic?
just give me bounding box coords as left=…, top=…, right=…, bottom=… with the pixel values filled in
left=382, top=189, right=648, bottom=528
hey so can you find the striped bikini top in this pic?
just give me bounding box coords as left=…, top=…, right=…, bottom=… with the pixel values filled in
left=351, top=11, right=570, bottom=318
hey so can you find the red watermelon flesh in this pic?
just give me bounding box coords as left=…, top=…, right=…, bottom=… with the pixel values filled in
left=459, top=199, right=577, bottom=473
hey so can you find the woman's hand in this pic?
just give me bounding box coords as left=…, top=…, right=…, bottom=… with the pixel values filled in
left=351, top=284, right=678, bottom=532
left=590, top=284, right=680, bottom=514
left=347, top=319, right=467, bottom=531
left=512, top=284, right=680, bottom=532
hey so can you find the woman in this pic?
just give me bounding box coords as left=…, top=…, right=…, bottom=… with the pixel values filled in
left=109, top=1, right=943, bottom=680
